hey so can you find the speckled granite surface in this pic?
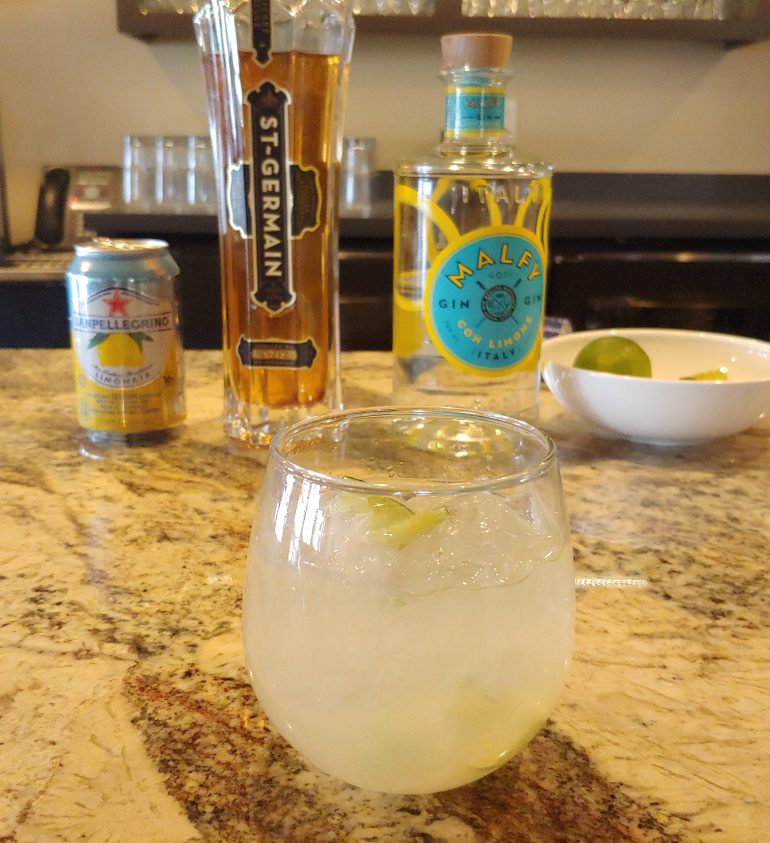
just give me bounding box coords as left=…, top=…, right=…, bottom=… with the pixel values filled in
left=1, top=349, right=768, bottom=843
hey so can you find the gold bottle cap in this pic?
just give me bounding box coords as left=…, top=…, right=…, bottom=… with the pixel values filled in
left=441, top=33, right=512, bottom=70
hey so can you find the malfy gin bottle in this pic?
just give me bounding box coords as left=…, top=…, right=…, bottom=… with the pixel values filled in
left=195, top=0, right=354, bottom=446
left=392, top=33, right=552, bottom=422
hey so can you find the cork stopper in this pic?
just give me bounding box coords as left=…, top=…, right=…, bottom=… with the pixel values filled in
left=441, top=33, right=512, bottom=70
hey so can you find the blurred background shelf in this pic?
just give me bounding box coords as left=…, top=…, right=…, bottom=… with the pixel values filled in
left=2, top=173, right=768, bottom=351
left=116, top=0, right=770, bottom=46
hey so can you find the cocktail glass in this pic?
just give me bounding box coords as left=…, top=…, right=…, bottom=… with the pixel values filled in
left=243, top=406, right=574, bottom=794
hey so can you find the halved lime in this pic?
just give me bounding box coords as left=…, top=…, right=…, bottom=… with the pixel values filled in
left=573, top=336, right=652, bottom=378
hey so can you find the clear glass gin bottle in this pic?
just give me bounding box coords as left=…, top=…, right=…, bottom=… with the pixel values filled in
left=392, top=33, right=553, bottom=422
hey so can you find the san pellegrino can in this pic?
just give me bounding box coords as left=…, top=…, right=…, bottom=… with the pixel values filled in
left=66, top=238, right=186, bottom=443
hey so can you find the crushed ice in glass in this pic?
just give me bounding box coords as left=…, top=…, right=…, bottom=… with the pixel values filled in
left=299, top=488, right=565, bottom=598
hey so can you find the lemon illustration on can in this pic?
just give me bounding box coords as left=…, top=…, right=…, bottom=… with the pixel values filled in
left=90, top=332, right=153, bottom=368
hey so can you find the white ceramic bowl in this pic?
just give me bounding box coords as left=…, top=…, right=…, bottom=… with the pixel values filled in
left=541, top=328, right=770, bottom=446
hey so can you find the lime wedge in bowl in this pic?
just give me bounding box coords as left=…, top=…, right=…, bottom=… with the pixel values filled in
left=680, top=368, right=728, bottom=381
left=540, top=328, right=770, bottom=445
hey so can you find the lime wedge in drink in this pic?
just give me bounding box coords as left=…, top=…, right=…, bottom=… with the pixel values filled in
left=573, top=336, right=652, bottom=378
left=368, top=496, right=413, bottom=527
left=335, top=489, right=449, bottom=549
left=382, top=506, right=449, bottom=550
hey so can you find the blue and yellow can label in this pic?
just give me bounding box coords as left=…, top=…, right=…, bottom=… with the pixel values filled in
left=424, top=226, right=545, bottom=377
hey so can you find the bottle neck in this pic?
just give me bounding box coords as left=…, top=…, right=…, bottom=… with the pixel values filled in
left=441, top=68, right=510, bottom=144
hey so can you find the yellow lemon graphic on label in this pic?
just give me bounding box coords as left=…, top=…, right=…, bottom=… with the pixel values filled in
left=93, top=333, right=148, bottom=367
left=393, top=302, right=426, bottom=359
left=393, top=271, right=427, bottom=358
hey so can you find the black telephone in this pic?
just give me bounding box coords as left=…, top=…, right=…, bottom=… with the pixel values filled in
left=4, top=165, right=119, bottom=254
left=34, top=167, right=70, bottom=248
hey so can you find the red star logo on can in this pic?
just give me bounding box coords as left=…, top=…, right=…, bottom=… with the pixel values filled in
left=103, top=289, right=130, bottom=317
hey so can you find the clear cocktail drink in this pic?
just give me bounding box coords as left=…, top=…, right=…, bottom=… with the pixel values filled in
left=243, top=408, right=574, bottom=793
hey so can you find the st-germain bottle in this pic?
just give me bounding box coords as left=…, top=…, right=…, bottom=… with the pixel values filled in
left=392, top=33, right=553, bottom=422
left=195, top=0, right=355, bottom=446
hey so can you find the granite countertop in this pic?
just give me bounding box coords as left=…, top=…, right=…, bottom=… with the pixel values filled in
left=1, top=349, right=768, bottom=842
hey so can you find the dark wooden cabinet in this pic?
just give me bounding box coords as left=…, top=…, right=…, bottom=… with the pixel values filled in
left=0, top=280, right=69, bottom=348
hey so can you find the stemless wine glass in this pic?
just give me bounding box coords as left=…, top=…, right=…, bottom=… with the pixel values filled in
left=243, top=407, right=574, bottom=794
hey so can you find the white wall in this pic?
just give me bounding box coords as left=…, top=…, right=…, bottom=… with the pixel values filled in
left=1, top=0, right=768, bottom=242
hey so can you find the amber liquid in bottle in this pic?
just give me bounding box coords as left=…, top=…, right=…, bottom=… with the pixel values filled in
left=203, top=50, right=342, bottom=438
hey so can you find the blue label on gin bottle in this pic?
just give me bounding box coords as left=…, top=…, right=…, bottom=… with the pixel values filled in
left=424, top=228, right=545, bottom=376
left=445, top=85, right=505, bottom=136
